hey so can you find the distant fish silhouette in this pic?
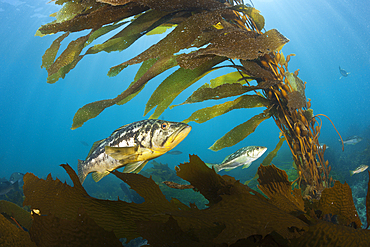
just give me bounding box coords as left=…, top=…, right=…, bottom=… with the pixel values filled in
left=80, top=141, right=89, bottom=147
left=339, top=66, right=350, bottom=79
left=120, top=182, right=144, bottom=204
left=167, top=150, right=182, bottom=155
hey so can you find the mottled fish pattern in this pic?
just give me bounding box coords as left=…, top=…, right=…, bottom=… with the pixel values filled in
left=78, top=119, right=191, bottom=184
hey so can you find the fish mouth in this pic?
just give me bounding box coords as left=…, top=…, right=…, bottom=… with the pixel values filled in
left=162, top=125, right=192, bottom=151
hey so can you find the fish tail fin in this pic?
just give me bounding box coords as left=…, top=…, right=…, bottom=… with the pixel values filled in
left=349, top=170, right=354, bottom=176
left=205, top=163, right=220, bottom=172
left=77, top=159, right=87, bottom=184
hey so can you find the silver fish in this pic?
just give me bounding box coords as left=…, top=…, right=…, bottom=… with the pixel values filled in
left=342, top=135, right=362, bottom=145
left=9, top=172, right=24, bottom=184
left=78, top=119, right=191, bottom=184
left=339, top=66, right=350, bottom=79
left=207, top=146, right=267, bottom=173
left=350, top=164, right=368, bottom=176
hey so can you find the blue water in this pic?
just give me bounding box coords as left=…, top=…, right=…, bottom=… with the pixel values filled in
left=1, top=0, right=370, bottom=223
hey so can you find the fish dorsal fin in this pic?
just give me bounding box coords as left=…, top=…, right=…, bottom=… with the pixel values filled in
left=86, top=139, right=105, bottom=158
left=105, top=145, right=139, bottom=160
left=111, top=123, right=131, bottom=136
left=123, top=161, right=147, bottom=173
left=91, top=170, right=110, bottom=182
left=242, top=161, right=252, bottom=169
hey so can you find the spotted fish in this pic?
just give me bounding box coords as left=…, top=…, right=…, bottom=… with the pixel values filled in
left=339, top=66, right=350, bottom=79
left=207, top=146, right=267, bottom=173
left=78, top=119, right=191, bottom=184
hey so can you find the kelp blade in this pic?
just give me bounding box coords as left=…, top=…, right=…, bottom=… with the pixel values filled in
left=209, top=110, right=271, bottom=151
left=261, top=136, right=286, bottom=166
left=183, top=94, right=269, bottom=124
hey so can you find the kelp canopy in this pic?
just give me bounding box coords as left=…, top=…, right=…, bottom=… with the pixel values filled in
left=38, top=0, right=338, bottom=200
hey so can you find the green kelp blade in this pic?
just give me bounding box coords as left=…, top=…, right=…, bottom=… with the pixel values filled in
left=46, top=33, right=91, bottom=84
left=117, top=57, right=160, bottom=105
left=41, top=32, right=69, bottom=70
left=261, top=136, right=286, bottom=166
left=210, top=71, right=250, bottom=88
left=210, top=110, right=271, bottom=151
left=145, top=56, right=226, bottom=119
left=86, top=10, right=174, bottom=55
left=71, top=56, right=177, bottom=129
left=183, top=94, right=269, bottom=124
left=175, top=83, right=262, bottom=106
left=86, top=21, right=128, bottom=46
left=145, top=23, right=176, bottom=35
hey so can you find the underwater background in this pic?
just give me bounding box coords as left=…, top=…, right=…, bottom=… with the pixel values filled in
left=1, top=0, right=370, bottom=229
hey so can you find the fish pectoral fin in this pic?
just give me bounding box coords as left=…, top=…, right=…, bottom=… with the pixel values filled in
left=132, top=161, right=148, bottom=174
left=91, top=170, right=111, bottom=182
left=123, top=161, right=147, bottom=173
left=242, top=162, right=252, bottom=169
left=105, top=145, right=139, bottom=160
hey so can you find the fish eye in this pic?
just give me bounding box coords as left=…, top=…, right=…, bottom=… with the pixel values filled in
left=161, top=122, right=169, bottom=130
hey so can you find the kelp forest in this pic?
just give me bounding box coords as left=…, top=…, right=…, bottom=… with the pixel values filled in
left=1, top=0, right=370, bottom=246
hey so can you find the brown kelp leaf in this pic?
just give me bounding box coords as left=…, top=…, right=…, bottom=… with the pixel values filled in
left=145, top=56, right=226, bottom=119
left=174, top=156, right=307, bottom=244
left=183, top=94, right=269, bottom=124
left=176, top=155, right=232, bottom=205
left=241, top=59, right=275, bottom=80
left=0, top=200, right=33, bottom=230
left=191, top=28, right=289, bottom=60
left=261, top=136, right=286, bottom=166
left=47, top=33, right=91, bottom=84
left=71, top=56, right=177, bottom=129
left=39, top=4, right=148, bottom=34
left=41, top=32, right=69, bottom=70
left=257, top=164, right=305, bottom=214
left=318, top=181, right=361, bottom=228
left=367, top=171, right=370, bottom=229
left=285, top=72, right=306, bottom=111
left=175, top=83, right=262, bottom=106
left=0, top=213, right=37, bottom=247
left=86, top=10, right=173, bottom=55
left=97, top=0, right=225, bottom=12
left=110, top=10, right=229, bottom=71
left=176, top=54, right=219, bottom=70
left=291, top=220, right=370, bottom=247
left=209, top=110, right=271, bottom=151
left=137, top=216, right=212, bottom=247
left=287, top=91, right=306, bottom=111
left=30, top=208, right=122, bottom=247
left=23, top=164, right=185, bottom=241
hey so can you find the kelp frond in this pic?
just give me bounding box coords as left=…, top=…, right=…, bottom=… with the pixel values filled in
left=39, top=0, right=341, bottom=199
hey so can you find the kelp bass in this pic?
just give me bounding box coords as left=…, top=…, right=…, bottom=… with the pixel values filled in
left=78, top=119, right=191, bottom=184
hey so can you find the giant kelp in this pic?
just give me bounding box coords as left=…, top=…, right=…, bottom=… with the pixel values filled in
left=18, top=156, right=370, bottom=246
left=38, top=0, right=339, bottom=199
